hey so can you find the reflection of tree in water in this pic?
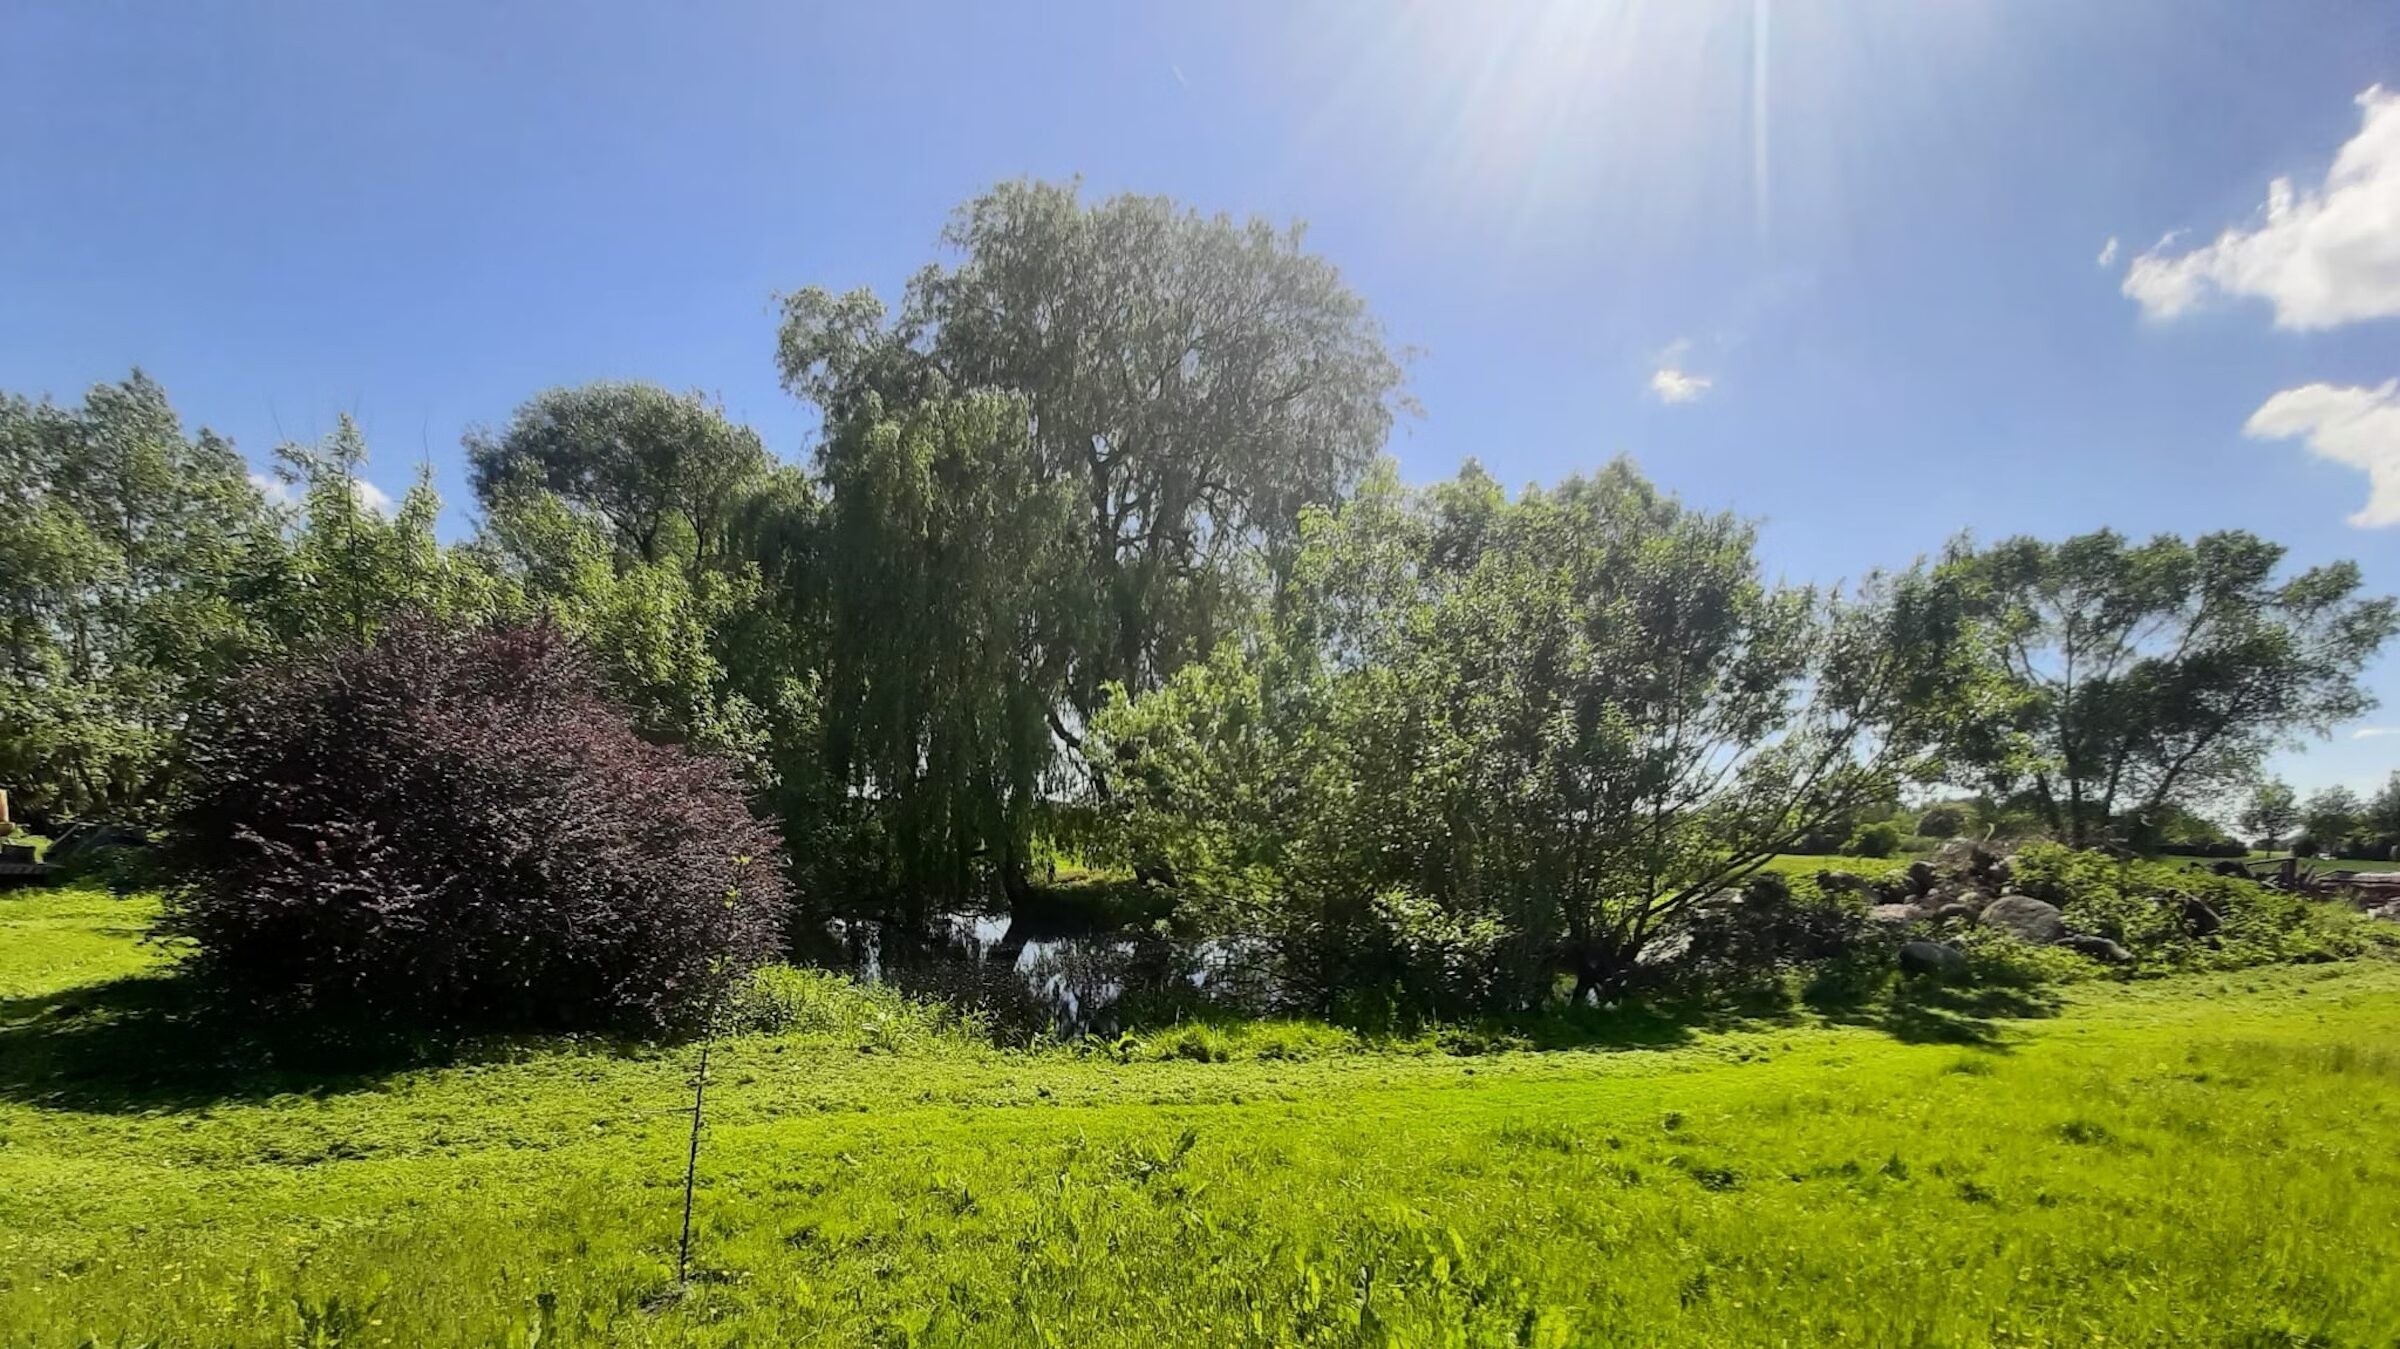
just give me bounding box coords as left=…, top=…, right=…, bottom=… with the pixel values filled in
left=823, top=911, right=1284, bottom=1040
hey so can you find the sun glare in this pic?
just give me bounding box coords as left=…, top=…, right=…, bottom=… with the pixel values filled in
left=1281, top=1, right=1772, bottom=252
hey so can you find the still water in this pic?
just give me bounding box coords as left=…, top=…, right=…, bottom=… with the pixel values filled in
left=824, top=911, right=1278, bottom=1038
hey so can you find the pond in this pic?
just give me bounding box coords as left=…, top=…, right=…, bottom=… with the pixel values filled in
left=822, top=910, right=1281, bottom=1039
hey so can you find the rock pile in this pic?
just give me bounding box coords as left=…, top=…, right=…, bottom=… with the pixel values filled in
left=2348, top=874, right=2400, bottom=925
left=1855, top=839, right=2169, bottom=976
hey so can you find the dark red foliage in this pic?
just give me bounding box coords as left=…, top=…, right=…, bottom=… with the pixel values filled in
left=164, top=621, right=788, bottom=1034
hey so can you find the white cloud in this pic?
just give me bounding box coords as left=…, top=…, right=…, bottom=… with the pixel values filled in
left=2243, top=379, right=2400, bottom=527
left=246, top=470, right=395, bottom=516
left=2096, top=235, right=2119, bottom=267
left=1648, top=339, right=1713, bottom=403
left=2124, top=85, right=2400, bottom=328
left=2354, top=726, right=2400, bottom=740
left=1649, top=368, right=1713, bottom=403
left=246, top=470, right=295, bottom=506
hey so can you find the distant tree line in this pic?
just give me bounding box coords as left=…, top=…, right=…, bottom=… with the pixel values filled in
left=2243, top=773, right=2400, bottom=859
left=5, top=179, right=2394, bottom=1011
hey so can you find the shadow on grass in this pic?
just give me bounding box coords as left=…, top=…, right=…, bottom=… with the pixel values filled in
left=1250, top=980, right=1835, bottom=1057
left=0, top=974, right=493, bottom=1114
left=1809, top=977, right=2062, bottom=1049
left=0, top=964, right=2069, bottom=1115
left=1500, top=982, right=1812, bottom=1054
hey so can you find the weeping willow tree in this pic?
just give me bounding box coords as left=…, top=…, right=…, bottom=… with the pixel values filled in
left=777, top=180, right=1408, bottom=911
left=815, top=389, right=1084, bottom=920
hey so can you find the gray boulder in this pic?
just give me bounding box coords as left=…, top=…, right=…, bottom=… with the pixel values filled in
left=1930, top=838, right=1980, bottom=871
left=1932, top=901, right=1980, bottom=924
left=1898, top=940, right=1967, bottom=978
left=1636, top=928, right=1695, bottom=966
left=1979, top=893, right=2067, bottom=944
left=2055, top=934, right=2134, bottom=964
left=1868, top=903, right=1922, bottom=926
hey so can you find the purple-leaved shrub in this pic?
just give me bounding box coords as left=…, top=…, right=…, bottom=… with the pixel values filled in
left=164, top=621, right=787, bottom=1034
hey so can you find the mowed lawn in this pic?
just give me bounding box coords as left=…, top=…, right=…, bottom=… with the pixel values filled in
left=2251, top=852, right=2400, bottom=875
left=1755, top=848, right=2400, bottom=880
left=2, top=889, right=2398, bottom=1346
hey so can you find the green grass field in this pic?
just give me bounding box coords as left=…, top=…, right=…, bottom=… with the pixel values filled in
left=2248, top=851, right=2400, bottom=874
left=4, top=886, right=2398, bottom=1347
left=1758, top=847, right=2400, bottom=879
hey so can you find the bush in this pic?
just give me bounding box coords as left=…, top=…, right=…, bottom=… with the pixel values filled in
left=727, top=964, right=978, bottom=1050
left=1648, top=873, right=1876, bottom=997
left=1346, top=885, right=1528, bottom=1016
left=164, top=622, right=788, bottom=1034
left=50, top=841, right=165, bottom=895
left=2331, top=836, right=2399, bottom=862
left=1914, top=805, right=1968, bottom=839
left=2006, top=842, right=2373, bottom=970
left=1951, top=926, right=2098, bottom=986
left=1843, top=822, right=1902, bottom=859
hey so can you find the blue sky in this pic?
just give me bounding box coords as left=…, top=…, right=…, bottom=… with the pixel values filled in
left=5, top=1, right=2395, bottom=797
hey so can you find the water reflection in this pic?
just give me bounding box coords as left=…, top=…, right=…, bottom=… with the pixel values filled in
left=822, top=911, right=1277, bottom=1038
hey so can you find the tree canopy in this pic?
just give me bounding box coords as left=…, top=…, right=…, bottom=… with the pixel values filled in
left=467, top=382, right=770, bottom=569
left=2, top=375, right=277, bottom=818
left=1092, top=460, right=1989, bottom=1006
left=5, top=181, right=2397, bottom=1017
left=1947, top=529, right=2398, bottom=848
left=2238, top=778, right=2301, bottom=846
left=779, top=180, right=1408, bottom=725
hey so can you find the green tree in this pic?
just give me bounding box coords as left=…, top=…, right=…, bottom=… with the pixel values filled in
left=2366, top=772, right=2400, bottom=845
left=466, top=383, right=771, bottom=569
left=780, top=180, right=1405, bottom=733
left=476, top=490, right=766, bottom=760
left=2301, top=785, right=2364, bottom=850
left=2237, top=778, right=2301, bottom=847
left=251, top=419, right=512, bottom=650
left=776, top=181, right=1406, bottom=906
left=1952, top=529, right=2398, bottom=848
left=1095, top=460, right=1985, bottom=1008
left=813, top=390, right=1085, bottom=918
left=1844, top=821, right=1903, bottom=858
left=1913, top=802, right=1972, bottom=838
left=0, top=373, right=275, bottom=819
left=468, top=387, right=828, bottom=879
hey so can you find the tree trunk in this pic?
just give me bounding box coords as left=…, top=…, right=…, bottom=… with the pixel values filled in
left=998, top=835, right=1036, bottom=918
left=1568, top=940, right=1631, bottom=1007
